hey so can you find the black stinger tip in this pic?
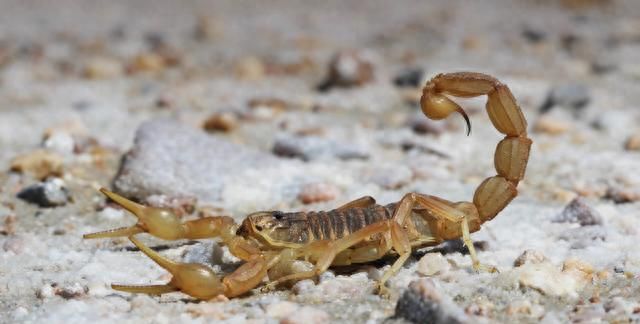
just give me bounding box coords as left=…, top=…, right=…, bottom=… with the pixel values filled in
left=456, top=107, right=471, bottom=136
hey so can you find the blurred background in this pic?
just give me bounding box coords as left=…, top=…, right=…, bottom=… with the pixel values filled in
left=1, top=1, right=639, bottom=323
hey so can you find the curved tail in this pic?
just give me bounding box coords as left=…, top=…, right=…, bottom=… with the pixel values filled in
left=420, top=72, right=532, bottom=224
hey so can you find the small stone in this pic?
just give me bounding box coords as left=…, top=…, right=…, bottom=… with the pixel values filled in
left=42, top=132, right=75, bottom=155
left=0, top=214, right=17, bottom=235
left=113, top=119, right=277, bottom=203
left=604, top=186, right=640, bottom=204
left=562, top=258, right=594, bottom=281
left=265, top=301, right=299, bottom=319
left=235, top=56, right=265, bottom=81
left=194, top=15, right=223, bottom=41
left=522, top=26, right=547, bottom=43
left=393, top=68, right=424, bottom=88
left=553, top=197, right=602, bottom=226
left=539, top=84, right=590, bottom=114
left=298, top=183, right=339, bottom=204
left=54, top=282, right=89, bottom=299
left=2, top=236, right=24, bottom=253
left=407, top=112, right=446, bottom=135
left=505, top=300, right=545, bottom=318
left=128, top=53, right=166, bottom=73
left=83, top=57, right=123, bottom=79
left=10, top=149, right=64, bottom=180
left=514, top=249, right=548, bottom=267
left=625, top=133, right=640, bottom=151
left=203, top=112, right=239, bottom=132
left=533, top=114, right=573, bottom=135
left=317, top=50, right=374, bottom=91
left=416, top=253, right=451, bottom=276
left=394, top=279, right=467, bottom=324
left=281, top=306, right=330, bottom=324
left=273, top=134, right=369, bottom=161
left=515, top=261, right=590, bottom=297
left=36, top=284, right=56, bottom=299
left=17, top=178, right=70, bottom=207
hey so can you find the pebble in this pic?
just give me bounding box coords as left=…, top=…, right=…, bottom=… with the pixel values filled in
left=394, top=279, right=468, bottom=324
left=297, top=183, right=339, bottom=204
left=604, top=186, right=640, bottom=204
left=202, top=112, right=239, bottom=132
left=17, top=178, right=70, bottom=207
left=625, top=133, right=640, bottom=151
left=280, top=306, right=330, bottom=324
left=235, top=56, right=265, bottom=81
left=416, top=253, right=451, bottom=276
left=513, top=249, right=548, bottom=267
left=3, top=236, right=24, bottom=253
left=10, top=149, right=64, bottom=180
left=42, top=132, right=75, bottom=155
left=317, top=51, right=374, bottom=91
left=393, top=68, right=424, bottom=88
left=128, top=53, right=166, bottom=73
left=505, top=300, right=545, bottom=318
left=533, top=114, right=573, bottom=135
left=553, top=197, right=602, bottom=226
left=514, top=260, right=592, bottom=297
left=265, top=301, right=299, bottom=319
left=539, top=84, right=590, bottom=115
left=113, top=119, right=277, bottom=203
left=273, top=134, right=369, bottom=161
left=407, top=112, right=446, bottom=135
left=83, top=57, right=123, bottom=79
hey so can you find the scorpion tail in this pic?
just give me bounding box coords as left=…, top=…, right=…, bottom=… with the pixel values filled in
left=420, top=72, right=532, bottom=224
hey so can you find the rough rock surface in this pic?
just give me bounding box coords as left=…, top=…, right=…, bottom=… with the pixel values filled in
left=113, top=119, right=277, bottom=204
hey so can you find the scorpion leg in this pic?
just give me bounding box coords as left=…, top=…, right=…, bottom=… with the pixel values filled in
left=262, top=221, right=390, bottom=291
left=112, top=236, right=269, bottom=299
left=394, top=193, right=497, bottom=272
left=84, top=188, right=261, bottom=261
left=335, top=196, right=376, bottom=211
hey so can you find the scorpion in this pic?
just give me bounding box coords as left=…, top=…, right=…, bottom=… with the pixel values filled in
left=84, top=72, right=532, bottom=300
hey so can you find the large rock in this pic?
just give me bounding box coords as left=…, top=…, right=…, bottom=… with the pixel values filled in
left=113, top=119, right=277, bottom=204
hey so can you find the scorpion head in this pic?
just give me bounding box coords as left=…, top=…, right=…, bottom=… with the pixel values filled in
left=237, top=211, right=299, bottom=246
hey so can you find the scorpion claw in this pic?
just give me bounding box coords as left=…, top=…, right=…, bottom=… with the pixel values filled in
left=83, top=225, right=144, bottom=239
left=84, top=188, right=186, bottom=241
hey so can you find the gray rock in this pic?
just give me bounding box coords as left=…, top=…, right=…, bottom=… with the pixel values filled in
left=553, top=197, right=602, bottom=226
left=273, top=134, right=369, bottom=161
left=16, top=178, right=70, bottom=207
left=113, top=119, right=277, bottom=203
left=393, top=67, right=424, bottom=88
left=393, top=279, right=468, bottom=324
left=539, top=83, right=590, bottom=115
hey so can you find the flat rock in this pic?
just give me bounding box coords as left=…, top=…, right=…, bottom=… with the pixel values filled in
left=113, top=119, right=277, bottom=204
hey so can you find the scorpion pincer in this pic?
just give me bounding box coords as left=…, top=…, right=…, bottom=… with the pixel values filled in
left=84, top=72, right=532, bottom=300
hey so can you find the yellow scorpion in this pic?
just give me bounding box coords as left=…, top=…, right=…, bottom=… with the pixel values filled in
left=84, top=72, right=532, bottom=299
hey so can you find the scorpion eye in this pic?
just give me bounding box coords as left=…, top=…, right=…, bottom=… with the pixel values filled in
left=273, top=211, right=285, bottom=220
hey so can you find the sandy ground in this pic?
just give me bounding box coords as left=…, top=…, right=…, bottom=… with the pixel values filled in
left=1, top=0, right=640, bottom=323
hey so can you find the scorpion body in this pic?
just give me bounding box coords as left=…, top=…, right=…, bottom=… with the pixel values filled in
left=84, top=72, right=532, bottom=300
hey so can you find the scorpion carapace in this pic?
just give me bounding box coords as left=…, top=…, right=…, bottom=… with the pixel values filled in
left=84, top=72, right=531, bottom=300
